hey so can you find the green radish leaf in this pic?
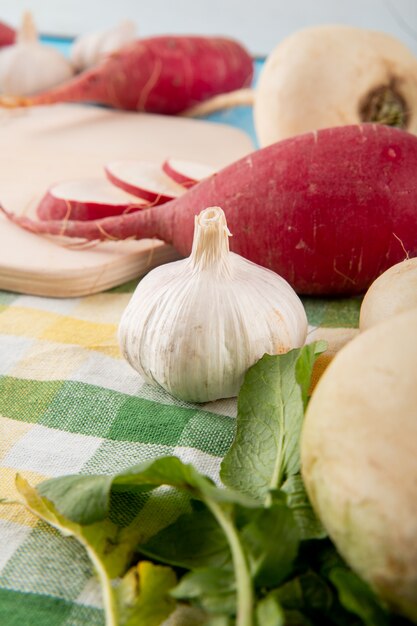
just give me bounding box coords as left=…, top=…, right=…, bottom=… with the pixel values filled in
left=295, top=340, right=327, bottom=408
left=329, top=569, right=389, bottom=626
left=39, top=456, right=258, bottom=525
left=270, top=571, right=333, bottom=613
left=17, top=474, right=142, bottom=580
left=16, top=474, right=174, bottom=625
left=281, top=474, right=327, bottom=541
left=38, top=474, right=113, bottom=525
left=204, top=618, right=232, bottom=626
left=36, top=456, right=258, bottom=625
left=280, top=611, right=314, bottom=626
left=220, top=343, right=326, bottom=501
left=140, top=506, right=231, bottom=570
left=240, top=500, right=299, bottom=588
left=162, top=604, right=208, bottom=626
left=255, top=593, right=285, bottom=626
left=172, top=568, right=236, bottom=616
left=311, top=541, right=346, bottom=577
left=172, top=567, right=235, bottom=599
left=116, top=560, right=177, bottom=626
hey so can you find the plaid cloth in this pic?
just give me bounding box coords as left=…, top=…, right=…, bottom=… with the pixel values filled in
left=0, top=280, right=361, bottom=626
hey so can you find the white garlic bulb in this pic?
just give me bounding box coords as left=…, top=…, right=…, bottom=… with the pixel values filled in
left=118, top=207, right=308, bottom=403
left=0, top=12, right=73, bottom=96
left=70, top=20, right=137, bottom=72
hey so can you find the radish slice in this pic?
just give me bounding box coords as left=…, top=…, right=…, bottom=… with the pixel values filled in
left=162, top=158, right=217, bottom=188
left=105, top=160, right=185, bottom=204
left=37, top=178, right=146, bottom=221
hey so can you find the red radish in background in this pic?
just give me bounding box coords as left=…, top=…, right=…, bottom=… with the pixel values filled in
left=36, top=179, right=146, bottom=221
left=0, top=20, right=15, bottom=47
left=162, top=158, right=216, bottom=188
left=0, top=36, right=253, bottom=113
left=105, top=160, right=184, bottom=204
left=5, top=124, right=417, bottom=295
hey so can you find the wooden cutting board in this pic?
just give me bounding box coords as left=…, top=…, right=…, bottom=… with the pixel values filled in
left=0, top=104, right=254, bottom=297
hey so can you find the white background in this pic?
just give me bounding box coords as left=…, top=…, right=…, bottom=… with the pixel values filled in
left=1, top=0, right=417, bottom=57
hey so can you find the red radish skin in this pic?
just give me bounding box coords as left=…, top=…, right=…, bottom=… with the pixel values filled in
left=162, top=158, right=216, bottom=188
left=4, top=124, right=417, bottom=295
left=105, top=160, right=184, bottom=204
left=0, top=36, right=253, bottom=113
left=37, top=179, right=146, bottom=221
left=0, top=20, right=15, bottom=47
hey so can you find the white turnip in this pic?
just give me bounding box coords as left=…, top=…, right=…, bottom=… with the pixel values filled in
left=186, top=25, right=417, bottom=146
left=359, top=258, right=417, bottom=331
left=301, top=307, right=417, bottom=621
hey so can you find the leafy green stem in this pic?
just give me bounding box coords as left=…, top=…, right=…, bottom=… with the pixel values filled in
left=205, top=499, right=254, bottom=626
left=84, top=545, right=118, bottom=626
left=16, top=478, right=120, bottom=626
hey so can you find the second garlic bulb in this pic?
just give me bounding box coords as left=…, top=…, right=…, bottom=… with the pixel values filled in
left=119, top=207, right=308, bottom=403
left=0, top=12, right=73, bottom=96
left=70, top=20, right=137, bottom=72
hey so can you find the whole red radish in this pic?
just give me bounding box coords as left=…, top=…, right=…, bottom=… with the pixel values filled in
left=0, top=20, right=15, bottom=47
left=5, top=124, right=417, bottom=295
left=0, top=36, right=253, bottom=113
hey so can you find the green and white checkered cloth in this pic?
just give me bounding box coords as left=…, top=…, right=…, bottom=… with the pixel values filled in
left=0, top=281, right=361, bottom=625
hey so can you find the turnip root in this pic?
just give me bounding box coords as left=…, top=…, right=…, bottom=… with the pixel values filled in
left=359, top=258, right=417, bottom=331
left=105, top=160, right=184, bottom=203
left=0, top=20, right=15, bottom=47
left=36, top=178, right=146, bottom=221
left=0, top=35, right=253, bottom=113
left=186, top=25, right=417, bottom=146
left=162, top=158, right=216, bottom=188
left=4, top=124, right=417, bottom=295
left=301, top=307, right=417, bottom=621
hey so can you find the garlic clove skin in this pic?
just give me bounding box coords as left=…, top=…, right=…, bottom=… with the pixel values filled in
left=0, top=12, right=73, bottom=96
left=70, top=20, right=137, bottom=72
left=118, top=207, right=308, bottom=403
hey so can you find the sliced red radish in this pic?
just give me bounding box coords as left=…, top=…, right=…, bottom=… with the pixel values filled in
left=105, top=160, right=185, bottom=204
left=162, top=158, right=217, bottom=188
left=36, top=178, right=146, bottom=221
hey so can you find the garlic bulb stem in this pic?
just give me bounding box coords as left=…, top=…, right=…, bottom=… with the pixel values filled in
left=18, top=12, right=37, bottom=44
left=190, top=206, right=232, bottom=276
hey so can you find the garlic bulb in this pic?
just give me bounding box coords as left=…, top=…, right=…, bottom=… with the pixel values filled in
left=118, top=207, right=308, bottom=403
left=0, top=12, right=73, bottom=96
left=70, top=20, right=137, bottom=72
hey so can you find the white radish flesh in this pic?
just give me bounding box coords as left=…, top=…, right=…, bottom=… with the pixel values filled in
left=105, top=160, right=185, bottom=204
left=37, top=178, right=145, bottom=221
left=162, top=158, right=217, bottom=188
